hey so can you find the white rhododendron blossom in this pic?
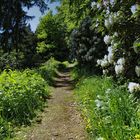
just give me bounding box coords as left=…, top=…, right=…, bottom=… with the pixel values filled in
left=108, top=46, right=113, bottom=53
left=115, top=64, right=124, bottom=75
left=104, top=55, right=108, bottom=60
left=117, top=58, right=125, bottom=65
left=101, top=60, right=109, bottom=67
left=97, top=46, right=115, bottom=68
left=104, top=12, right=118, bottom=28
left=107, top=47, right=114, bottom=63
left=135, top=66, right=140, bottom=77
left=104, top=35, right=111, bottom=45
left=128, top=82, right=140, bottom=93
left=108, top=53, right=114, bottom=64
left=97, top=59, right=102, bottom=65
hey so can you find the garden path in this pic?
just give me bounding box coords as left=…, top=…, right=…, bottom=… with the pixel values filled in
left=20, top=67, right=88, bottom=140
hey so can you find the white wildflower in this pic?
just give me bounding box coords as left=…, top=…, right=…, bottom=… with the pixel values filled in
left=128, top=82, right=140, bottom=93
left=95, top=99, right=103, bottom=108
left=115, top=64, right=124, bottom=75
left=117, top=58, right=125, bottom=65
left=97, top=59, right=102, bottom=65
left=104, top=35, right=111, bottom=45
left=105, top=88, right=111, bottom=94
left=96, top=137, right=104, bottom=140
left=97, top=95, right=102, bottom=99
left=135, top=66, right=140, bottom=77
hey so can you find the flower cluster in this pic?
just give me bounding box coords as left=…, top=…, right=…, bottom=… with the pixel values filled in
left=115, top=58, right=125, bottom=75
left=128, top=82, right=140, bottom=93
left=97, top=45, right=115, bottom=75
left=103, top=35, right=111, bottom=45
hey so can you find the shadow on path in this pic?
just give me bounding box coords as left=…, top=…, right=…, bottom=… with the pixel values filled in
left=52, top=67, right=75, bottom=90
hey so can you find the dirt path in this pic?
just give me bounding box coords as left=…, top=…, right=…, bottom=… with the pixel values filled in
left=23, top=68, right=88, bottom=140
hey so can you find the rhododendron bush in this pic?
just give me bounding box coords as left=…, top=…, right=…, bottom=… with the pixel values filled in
left=70, top=17, right=106, bottom=71
left=70, top=0, right=140, bottom=93
left=94, top=0, right=140, bottom=92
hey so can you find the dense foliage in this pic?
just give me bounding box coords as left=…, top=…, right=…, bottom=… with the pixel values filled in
left=37, top=57, right=60, bottom=85
left=0, top=0, right=47, bottom=53
left=0, top=0, right=140, bottom=139
left=68, top=0, right=140, bottom=92
left=0, top=25, right=39, bottom=70
left=70, top=17, right=106, bottom=71
left=94, top=1, right=140, bottom=82
left=75, top=76, right=140, bottom=140
left=36, top=12, right=69, bottom=61
left=0, top=69, right=50, bottom=125
left=0, top=57, right=60, bottom=139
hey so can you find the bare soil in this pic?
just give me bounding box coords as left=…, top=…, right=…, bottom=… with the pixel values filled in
left=15, top=67, right=88, bottom=140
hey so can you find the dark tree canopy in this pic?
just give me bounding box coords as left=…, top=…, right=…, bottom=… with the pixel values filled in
left=0, top=0, right=48, bottom=53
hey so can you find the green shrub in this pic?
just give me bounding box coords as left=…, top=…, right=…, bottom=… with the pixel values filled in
left=0, top=69, right=50, bottom=125
left=70, top=17, right=106, bottom=72
left=0, top=118, right=12, bottom=140
left=75, top=76, right=140, bottom=140
left=37, top=58, right=60, bottom=85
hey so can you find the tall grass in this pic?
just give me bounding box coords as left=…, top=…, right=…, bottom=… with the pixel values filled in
left=75, top=76, right=140, bottom=140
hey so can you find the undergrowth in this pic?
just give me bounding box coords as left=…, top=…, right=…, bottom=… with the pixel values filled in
left=37, top=57, right=60, bottom=85
left=75, top=75, right=140, bottom=140
left=0, top=57, right=59, bottom=139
